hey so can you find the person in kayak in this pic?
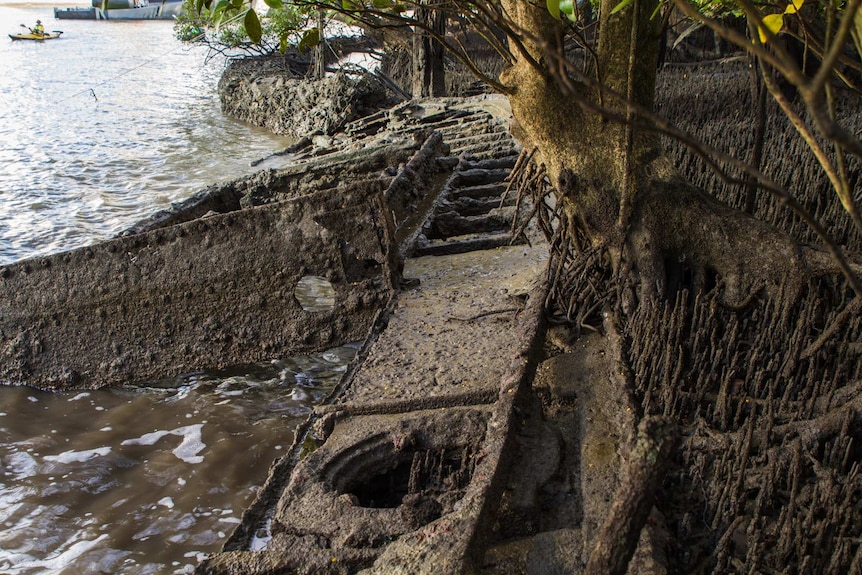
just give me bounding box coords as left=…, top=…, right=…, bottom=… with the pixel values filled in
left=33, top=20, right=44, bottom=35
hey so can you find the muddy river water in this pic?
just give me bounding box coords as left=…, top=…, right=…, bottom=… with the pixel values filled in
left=0, top=343, right=358, bottom=574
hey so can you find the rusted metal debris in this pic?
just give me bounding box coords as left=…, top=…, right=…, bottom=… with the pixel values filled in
left=0, top=95, right=682, bottom=574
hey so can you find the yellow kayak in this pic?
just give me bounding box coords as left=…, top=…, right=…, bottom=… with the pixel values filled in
left=9, top=30, right=63, bottom=40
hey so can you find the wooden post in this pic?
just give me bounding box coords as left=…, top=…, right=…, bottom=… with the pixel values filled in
left=412, top=1, right=446, bottom=98
left=314, top=8, right=326, bottom=80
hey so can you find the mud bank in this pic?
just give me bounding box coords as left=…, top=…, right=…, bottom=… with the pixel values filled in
left=218, top=58, right=395, bottom=138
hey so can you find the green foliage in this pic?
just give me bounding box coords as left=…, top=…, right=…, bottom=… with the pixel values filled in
left=547, top=0, right=577, bottom=21
left=244, top=8, right=262, bottom=43
left=341, top=0, right=406, bottom=14
left=174, top=0, right=211, bottom=41
left=267, top=3, right=307, bottom=38
left=756, top=0, right=804, bottom=43
left=689, top=0, right=744, bottom=18
left=609, top=0, right=634, bottom=15
left=298, top=26, right=320, bottom=54
left=174, top=0, right=314, bottom=55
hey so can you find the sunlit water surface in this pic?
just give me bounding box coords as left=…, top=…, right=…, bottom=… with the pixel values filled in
left=0, top=5, right=294, bottom=265
left=0, top=346, right=358, bottom=574
left=0, top=5, right=346, bottom=574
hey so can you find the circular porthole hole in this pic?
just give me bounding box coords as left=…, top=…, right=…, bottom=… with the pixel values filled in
left=344, top=446, right=478, bottom=510
left=295, top=276, right=336, bottom=312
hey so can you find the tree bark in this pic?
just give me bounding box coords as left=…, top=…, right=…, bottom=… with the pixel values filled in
left=498, top=0, right=804, bottom=307
left=313, top=8, right=326, bottom=80
left=585, top=417, right=678, bottom=575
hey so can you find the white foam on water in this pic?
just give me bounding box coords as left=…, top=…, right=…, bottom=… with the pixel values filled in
left=5, top=451, right=38, bottom=479
left=43, top=447, right=111, bottom=464
left=69, top=393, right=90, bottom=402
left=0, top=533, right=108, bottom=573
left=158, top=497, right=175, bottom=509
left=249, top=518, right=272, bottom=551
left=121, top=424, right=205, bottom=464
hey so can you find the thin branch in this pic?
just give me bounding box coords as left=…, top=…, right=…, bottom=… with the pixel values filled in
left=801, top=297, right=862, bottom=359
left=756, top=56, right=847, bottom=217
left=808, top=0, right=862, bottom=98
left=675, top=0, right=808, bottom=88
left=617, top=0, right=640, bottom=241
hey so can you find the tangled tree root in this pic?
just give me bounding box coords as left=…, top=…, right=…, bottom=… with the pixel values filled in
left=508, top=146, right=862, bottom=573
left=628, top=282, right=861, bottom=574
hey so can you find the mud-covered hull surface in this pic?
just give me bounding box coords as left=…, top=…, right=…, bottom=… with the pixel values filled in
left=0, top=188, right=390, bottom=389
left=195, top=96, right=557, bottom=575
left=0, top=106, right=457, bottom=389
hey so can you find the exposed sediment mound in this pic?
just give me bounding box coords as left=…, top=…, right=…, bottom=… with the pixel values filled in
left=218, top=58, right=394, bottom=138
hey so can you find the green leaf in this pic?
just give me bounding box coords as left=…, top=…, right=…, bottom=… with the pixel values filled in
left=262, top=0, right=282, bottom=8
left=244, top=9, right=262, bottom=43
left=210, top=0, right=229, bottom=29
left=559, top=0, right=577, bottom=20
left=650, top=0, right=662, bottom=19
left=758, top=13, right=784, bottom=43
left=547, top=0, right=560, bottom=19
left=298, top=26, right=320, bottom=54
left=211, top=0, right=229, bottom=16
left=610, top=0, right=635, bottom=15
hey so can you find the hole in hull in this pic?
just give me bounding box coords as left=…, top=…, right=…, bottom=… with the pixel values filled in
left=346, top=446, right=479, bottom=510
left=295, top=276, right=336, bottom=312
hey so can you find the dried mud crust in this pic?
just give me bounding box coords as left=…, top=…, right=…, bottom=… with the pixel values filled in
left=479, top=323, right=674, bottom=575
left=218, top=63, right=392, bottom=138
